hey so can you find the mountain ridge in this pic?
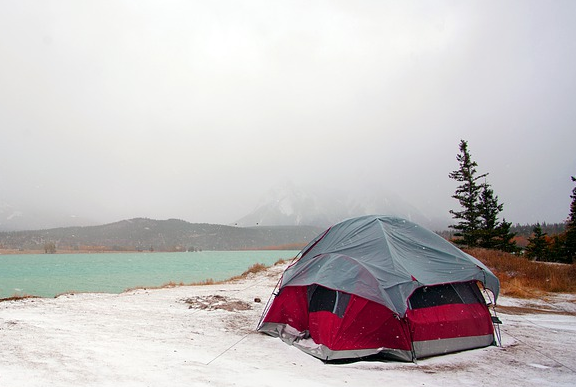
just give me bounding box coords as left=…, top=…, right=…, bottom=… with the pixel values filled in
left=0, top=218, right=323, bottom=252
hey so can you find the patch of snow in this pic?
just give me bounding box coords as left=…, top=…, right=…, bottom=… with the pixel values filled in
left=278, top=197, right=294, bottom=217
left=1, top=264, right=575, bottom=386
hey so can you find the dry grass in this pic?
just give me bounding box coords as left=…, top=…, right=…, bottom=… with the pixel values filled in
left=465, top=248, right=576, bottom=297
left=0, top=294, right=39, bottom=302
left=160, top=281, right=185, bottom=288
left=227, top=262, right=269, bottom=281
left=189, top=278, right=215, bottom=286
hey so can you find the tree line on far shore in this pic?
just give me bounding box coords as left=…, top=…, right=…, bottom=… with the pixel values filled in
left=448, top=139, right=576, bottom=264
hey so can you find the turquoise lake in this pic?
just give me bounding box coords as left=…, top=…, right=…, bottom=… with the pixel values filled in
left=0, top=250, right=298, bottom=299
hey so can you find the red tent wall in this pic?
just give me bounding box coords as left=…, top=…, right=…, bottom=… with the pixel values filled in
left=261, top=284, right=495, bottom=361
left=406, top=302, right=495, bottom=358
left=262, top=286, right=411, bottom=354
left=309, top=294, right=411, bottom=352
left=407, top=303, right=494, bottom=341
left=263, top=286, right=309, bottom=333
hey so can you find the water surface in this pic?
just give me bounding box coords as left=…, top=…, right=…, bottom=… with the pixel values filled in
left=0, top=250, right=297, bottom=298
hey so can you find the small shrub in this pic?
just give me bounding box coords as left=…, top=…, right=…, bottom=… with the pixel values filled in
left=245, top=263, right=267, bottom=275
left=274, top=258, right=288, bottom=265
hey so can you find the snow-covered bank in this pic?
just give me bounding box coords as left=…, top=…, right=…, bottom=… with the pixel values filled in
left=1, top=263, right=575, bottom=387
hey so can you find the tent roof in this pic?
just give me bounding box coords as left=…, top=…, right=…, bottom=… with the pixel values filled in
left=280, top=215, right=500, bottom=315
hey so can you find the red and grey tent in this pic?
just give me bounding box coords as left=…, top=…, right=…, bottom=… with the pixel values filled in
left=257, top=215, right=500, bottom=362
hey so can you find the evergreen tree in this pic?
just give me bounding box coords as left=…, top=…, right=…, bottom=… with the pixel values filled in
left=525, top=223, right=549, bottom=261
left=476, top=184, right=517, bottom=252
left=565, top=175, right=576, bottom=262
left=493, top=218, right=518, bottom=253
left=549, top=233, right=568, bottom=263
left=476, top=183, right=502, bottom=248
left=448, top=140, right=487, bottom=247
left=448, top=140, right=516, bottom=252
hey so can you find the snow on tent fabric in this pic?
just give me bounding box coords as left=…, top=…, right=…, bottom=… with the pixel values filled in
left=257, top=215, right=500, bottom=361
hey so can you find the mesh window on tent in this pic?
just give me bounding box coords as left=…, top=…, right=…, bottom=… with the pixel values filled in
left=307, top=285, right=351, bottom=318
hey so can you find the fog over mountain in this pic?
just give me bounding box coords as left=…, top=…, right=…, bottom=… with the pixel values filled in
left=0, top=200, right=98, bottom=232
left=1, top=2, right=575, bottom=231
left=1, top=181, right=448, bottom=232
left=235, top=182, right=449, bottom=230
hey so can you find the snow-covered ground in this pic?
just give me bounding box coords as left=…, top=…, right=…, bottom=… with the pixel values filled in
left=1, top=263, right=575, bottom=387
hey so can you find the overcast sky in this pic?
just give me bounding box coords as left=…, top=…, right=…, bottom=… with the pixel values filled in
left=1, top=0, right=575, bottom=228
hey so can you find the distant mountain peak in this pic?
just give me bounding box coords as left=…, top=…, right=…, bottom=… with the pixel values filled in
left=235, top=181, right=446, bottom=229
